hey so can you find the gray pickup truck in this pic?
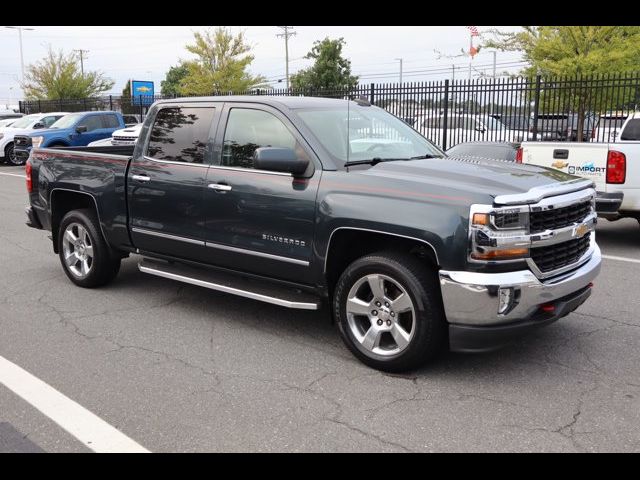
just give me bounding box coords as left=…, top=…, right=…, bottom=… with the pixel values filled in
left=25, top=96, right=601, bottom=372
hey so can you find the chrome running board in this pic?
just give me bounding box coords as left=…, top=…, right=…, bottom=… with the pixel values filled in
left=138, top=258, right=320, bottom=310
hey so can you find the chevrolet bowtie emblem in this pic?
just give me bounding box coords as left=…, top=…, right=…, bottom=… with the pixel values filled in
left=552, top=161, right=569, bottom=169
left=575, top=223, right=589, bottom=238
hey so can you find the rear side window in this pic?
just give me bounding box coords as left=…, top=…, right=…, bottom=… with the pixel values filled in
left=146, top=107, right=215, bottom=164
left=221, top=108, right=299, bottom=169
left=620, top=119, right=640, bottom=141
left=41, top=116, right=60, bottom=127
left=82, top=115, right=103, bottom=132
left=102, top=114, right=120, bottom=128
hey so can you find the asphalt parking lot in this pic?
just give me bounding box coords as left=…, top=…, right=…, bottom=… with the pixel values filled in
left=1, top=163, right=639, bottom=453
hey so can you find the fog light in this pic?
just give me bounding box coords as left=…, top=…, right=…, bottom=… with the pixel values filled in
left=498, top=287, right=515, bottom=315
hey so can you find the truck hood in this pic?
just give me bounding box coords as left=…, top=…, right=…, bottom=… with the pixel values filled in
left=358, top=156, right=578, bottom=202
left=27, top=127, right=70, bottom=138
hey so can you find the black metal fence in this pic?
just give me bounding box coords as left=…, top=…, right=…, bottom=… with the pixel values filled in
left=19, top=73, right=640, bottom=149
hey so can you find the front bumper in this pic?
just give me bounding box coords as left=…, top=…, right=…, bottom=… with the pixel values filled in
left=439, top=243, right=601, bottom=351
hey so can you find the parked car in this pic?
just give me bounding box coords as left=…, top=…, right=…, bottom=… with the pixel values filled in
left=25, top=96, right=601, bottom=372
left=0, top=111, right=23, bottom=122
left=519, top=112, right=640, bottom=220
left=530, top=113, right=596, bottom=142
left=446, top=141, right=521, bottom=162
left=0, top=112, right=69, bottom=165
left=88, top=123, right=142, bottom=147
left=591, top=112, right=629, bottom=142
left=415, top=113, right=523, bottom=148
left=13, top=111, right=126, bottom=164
left=123, top=114, right=142, bottom=127
left=0, top=118, right=18, bottom=128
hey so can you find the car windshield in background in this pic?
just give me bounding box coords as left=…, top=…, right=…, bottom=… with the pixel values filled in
left=296, top=104, right=444, bottom=167
left=8, top=114, right=40, bottom=129
left=482, top=116, right=509, bottom=131
left=447, top=143, right=517, bottom=162
left=49, top=113, right=83, bottom=129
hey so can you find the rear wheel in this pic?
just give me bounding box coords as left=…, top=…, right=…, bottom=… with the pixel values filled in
left=333, top=251, right=446, bottom=372
left=58, top=209, right=121, bottom=288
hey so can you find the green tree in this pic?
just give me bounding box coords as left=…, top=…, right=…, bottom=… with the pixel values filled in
left=161, top=64, right=189, bottom=96
left=22, top=47, right=114, bottom=100
left=178, top=27, right=267, bottom=95
left=483, top=26, right=640, bottom=140
left=290, top=37, right=359, bottom=91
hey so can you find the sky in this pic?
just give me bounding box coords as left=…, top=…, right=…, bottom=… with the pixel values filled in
left=0, top=26, right=525, bottom=109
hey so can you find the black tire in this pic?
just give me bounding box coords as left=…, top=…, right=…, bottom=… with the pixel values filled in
left=57, top=209, right=121, bottom=288
left=333, top=251, right=446, bottom=372
left=4, top=143, right=22, bottom=166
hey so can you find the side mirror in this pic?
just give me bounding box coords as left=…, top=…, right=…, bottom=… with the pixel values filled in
left=76, top=125, right=88, bottom=134
left=33, top=122, right=44, bottom=129
left=253, top=147, right=309, bottom=176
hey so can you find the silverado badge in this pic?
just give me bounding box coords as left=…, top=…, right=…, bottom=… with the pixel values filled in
left=552, top=161, right=569, bottom=169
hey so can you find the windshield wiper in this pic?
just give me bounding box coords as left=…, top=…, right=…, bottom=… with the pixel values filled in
left=344, top=154, right=442, bottom=168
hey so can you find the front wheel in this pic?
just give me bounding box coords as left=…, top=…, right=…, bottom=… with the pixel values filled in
left=4, top=143, right=23, bottom=166
left=333, top=251, right=446, bottom=372
left=58, top=209, right=121, bottom=288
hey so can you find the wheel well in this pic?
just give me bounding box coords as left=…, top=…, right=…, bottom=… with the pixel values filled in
left=50, top=190, right=97, bottom=253
left=325, top=229, right=439, bottom=295
left=4, top=141, right=13, bottom=154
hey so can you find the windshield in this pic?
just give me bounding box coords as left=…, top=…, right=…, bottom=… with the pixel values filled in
left=296, top=104, right=444, bottom=167
left=8, top=114, right=40, bottom=129
left=49, top=113, right=83, bottom=129
left=481, top=116, right=509, bottom=131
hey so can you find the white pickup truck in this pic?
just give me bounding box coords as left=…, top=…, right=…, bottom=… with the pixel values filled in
left=519, top=112, right=640, bottom=222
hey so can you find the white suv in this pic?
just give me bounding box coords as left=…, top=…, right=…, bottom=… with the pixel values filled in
left=0, top=112, right=69, bottom=165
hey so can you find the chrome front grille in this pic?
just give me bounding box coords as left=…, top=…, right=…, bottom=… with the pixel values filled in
left=530, top=234, right=591, bottom=273
left=530, top=200, right=592, bottom=233
left=14, top=136, right=30, bottom=147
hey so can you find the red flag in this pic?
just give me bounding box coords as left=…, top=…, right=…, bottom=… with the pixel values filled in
left=469, top=45, right=479, bottom=58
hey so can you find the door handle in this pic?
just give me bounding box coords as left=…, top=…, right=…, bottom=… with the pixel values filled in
left=208, top=183, right=232, bottom=192
left=132, top=174, right=151, bottom=182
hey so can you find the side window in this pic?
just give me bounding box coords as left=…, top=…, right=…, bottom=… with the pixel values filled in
left=82, top=115, right=103, bottom=132
left=102, top=114, right=120, bottom=128
left=41, top=116, right=59, bottom=127
left=221, top=108, right=300, bottom=170
left=146, top=106, right=215, bottom=164
left=620, top=119, right=640, bottom=141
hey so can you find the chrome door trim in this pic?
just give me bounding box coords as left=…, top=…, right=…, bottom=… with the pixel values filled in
left=208, top=164, right=293, bottom=177
left=131, top=227, right=205, bottom=246
left=205, top=241, right=310, bottom=266
left=142, top=156, right=210, bottom=168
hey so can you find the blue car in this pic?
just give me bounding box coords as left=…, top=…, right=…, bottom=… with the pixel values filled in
left=14, top=111, right=125, bottom=163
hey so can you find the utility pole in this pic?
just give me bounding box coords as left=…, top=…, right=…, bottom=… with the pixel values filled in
left=74, top=49, right=89, bottom=77
left=5, top=26, right=35, bottom=82
left=492, top=51, right=497, bottom=79
left=395, top=57, right=403, bottom=85
left=276, top=26, right=296, bottom=89
left=452, top=64, right=456, bottom=82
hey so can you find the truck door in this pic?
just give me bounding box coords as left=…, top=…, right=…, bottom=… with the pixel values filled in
left=128, top=103, right=219, bottom=262
left=202, top=103, right=321, bottom=284
left=71, top=114, right=106, bottom=146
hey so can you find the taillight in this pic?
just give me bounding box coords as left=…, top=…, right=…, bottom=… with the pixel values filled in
left=25, top=160, right=33, bottom=192
left=515, top=147, right=523, bottom=163
left=606, top=150, right=626, bottom=184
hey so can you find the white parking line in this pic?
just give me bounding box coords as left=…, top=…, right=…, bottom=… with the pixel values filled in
left=0, top=355, right=150, bottom=453
left=0, top=172, right=26, bottom=178
left=602, top=254, right=640, bottom=264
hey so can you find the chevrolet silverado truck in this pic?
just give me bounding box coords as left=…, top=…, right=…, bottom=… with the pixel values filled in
left=519, top=112, right=640, bottom=222
left=24, top=96, right=602, bottom=372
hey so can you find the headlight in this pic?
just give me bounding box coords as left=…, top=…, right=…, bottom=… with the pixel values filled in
left=32, top=136, right=44, bottom=148
left=469, top=205, right=530, bottom=262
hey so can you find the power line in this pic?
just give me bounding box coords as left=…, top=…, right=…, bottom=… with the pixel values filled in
left=276, top=26, right=296, bottom=89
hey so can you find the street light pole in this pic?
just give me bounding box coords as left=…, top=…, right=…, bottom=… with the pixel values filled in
left=5, top=26, right=35, bottom=82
